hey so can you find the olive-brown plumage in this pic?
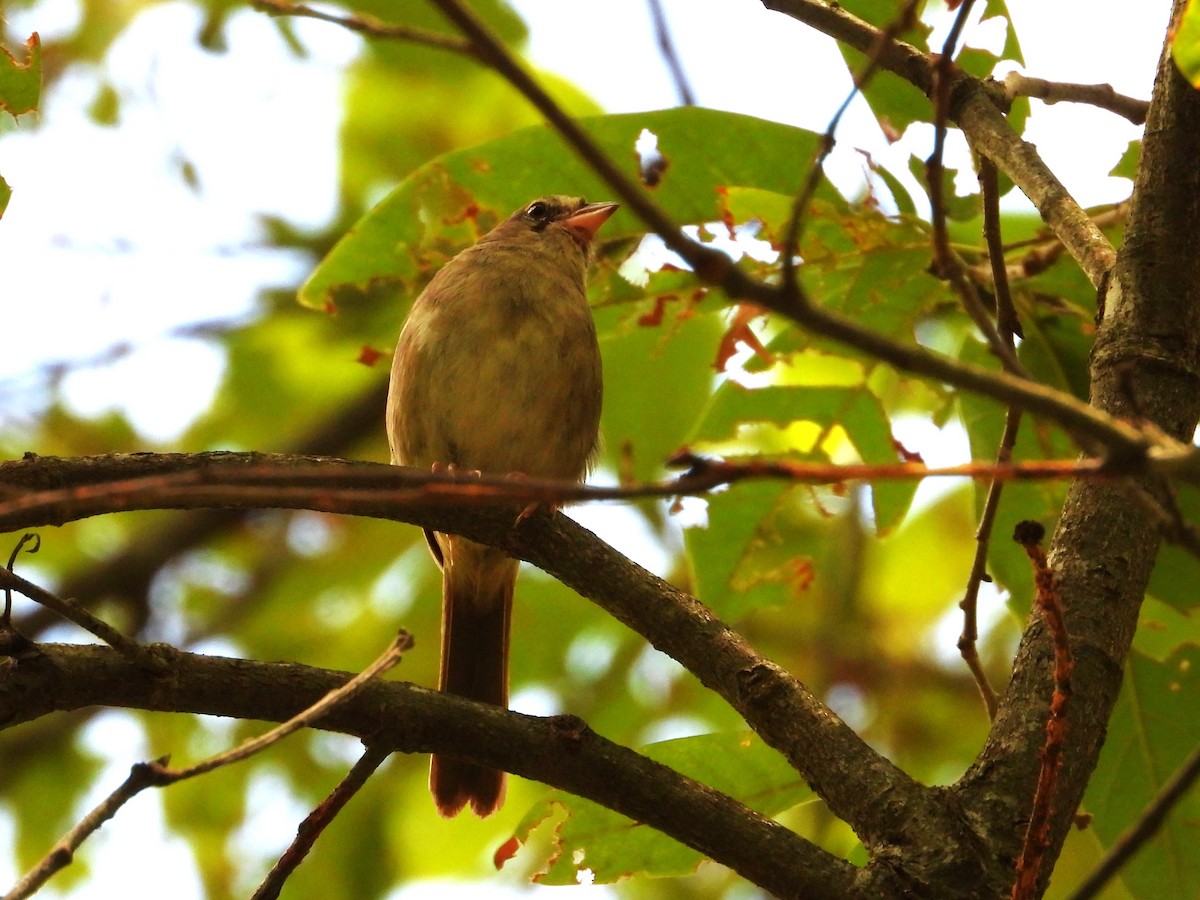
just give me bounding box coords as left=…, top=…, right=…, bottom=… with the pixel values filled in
left=386, top=196, right=616, bottom=817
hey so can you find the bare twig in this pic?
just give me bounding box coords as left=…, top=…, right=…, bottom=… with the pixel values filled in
left=156, top=631, right=410, bottom=781
left=925, top=0, right=1026, bottom=376
left=3, top=533, right=39, bottom=621
left=956, top=157, right=1023, bottom=718
left=1004, top=72, right=1150, bottom=126
left=1011, top=521, right=1074, bottom=900
left=1067, top=739, right=1200, bottom=900
left=251, top=743, right=393, bottom=900
left=956, top=408, right=1018, bottom=720
left=3, top=759, right=167, bottom=900
left=250, top=0, right=473, bottom=52
left=646, top=0, right=695, bottom=106
left=780, top=0, right=922, bottom=295
left=0, top=566, right=166, bottom=672
left=3, top=633, right=410, bottom=899
left=980, top=158, right=1022, bottom=339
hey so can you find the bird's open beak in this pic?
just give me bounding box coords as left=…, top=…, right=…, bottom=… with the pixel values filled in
left=563, top=201, right=619, bottom=243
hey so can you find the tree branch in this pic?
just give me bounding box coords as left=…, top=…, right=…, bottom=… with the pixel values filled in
left=1003, top=72, right=1149, bottom=126
left=957, top=2, right=1200, bottom=891
left=0, top=642, right=857, bottom=899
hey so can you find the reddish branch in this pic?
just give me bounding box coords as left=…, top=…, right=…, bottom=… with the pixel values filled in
left=251, top=744, right=393, bottom=900
left=0, top=452, right=1103, bottom=536
left=1010, top=521, right=1074, bottom=900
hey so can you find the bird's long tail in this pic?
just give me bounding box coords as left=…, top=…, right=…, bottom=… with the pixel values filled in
left=430, top=537, right=516, bottom=818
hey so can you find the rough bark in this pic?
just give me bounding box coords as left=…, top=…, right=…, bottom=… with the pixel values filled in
left=957, top=4, right=1200, bottom=893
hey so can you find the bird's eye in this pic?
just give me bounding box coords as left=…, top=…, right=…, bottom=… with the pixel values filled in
left=526, top=201, right=549, bottom=220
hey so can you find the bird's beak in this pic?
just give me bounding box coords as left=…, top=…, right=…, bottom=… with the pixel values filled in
left=562, top=201, right=619, bottom=243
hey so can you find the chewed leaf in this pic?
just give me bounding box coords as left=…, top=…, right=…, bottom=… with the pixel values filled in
left=300, top=108, right=831, bottom=309
left=507, top=731, right=812, bottom=885
left=0, top=33, right=41, bottom=118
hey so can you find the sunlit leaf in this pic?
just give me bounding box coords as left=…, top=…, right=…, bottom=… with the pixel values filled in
left=0, top=32, right=41, bottom=117
left=300, top=108, right=829, bottom=309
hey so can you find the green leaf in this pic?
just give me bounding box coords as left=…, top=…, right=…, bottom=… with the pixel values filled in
left=510, top=731, right=812, bottom=884
left=691, top=381, right=913, bottom=529
left=1172, top=0, right=1200, bottom=87
left=1147, top=485, right=1200, bottom=612
left=596, top=300, right=726, bottom=481
left=1110, top=140, right=1141, bottom=180
left=835, top=0, right=932, bottom=139
left=0, top=32, right=40, bottom=117
left=1084, top=647, right=1200, bottom=900
left=300, top=108, right=826, bottom=310
left=0, top=173, right=10, bottom=218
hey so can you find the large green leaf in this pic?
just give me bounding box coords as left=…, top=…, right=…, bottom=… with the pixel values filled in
left=509, top=731, right=812, bottom=884
left=300, top=108, right=829, bottom=310
left=1083, top=647, right=1200, bottom=900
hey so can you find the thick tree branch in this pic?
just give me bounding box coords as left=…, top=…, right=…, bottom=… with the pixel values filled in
left=957, top=2, right=1200, bottom=892
left=0, top=642, right=857, bottom=900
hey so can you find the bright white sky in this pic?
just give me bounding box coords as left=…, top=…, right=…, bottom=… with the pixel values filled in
left=0, top=1, right=1172, bottom=897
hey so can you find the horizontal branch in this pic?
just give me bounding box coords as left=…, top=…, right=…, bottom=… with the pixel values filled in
left=0, top=451, right=1116, bottom=535
left=0, top=642, right=857, bottom=899
left=1004, top=72, right=1149, bottom=125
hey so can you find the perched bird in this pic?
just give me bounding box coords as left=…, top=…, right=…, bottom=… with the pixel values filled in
left=386, top=195, right=617, bottom=817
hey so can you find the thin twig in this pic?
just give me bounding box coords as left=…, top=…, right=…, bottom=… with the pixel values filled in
left=646, top=0, right=695, bottom=106
left=1011, top=521, right=1074, bottom=900
left=925, top=0, right=1026, bottom=376
left=1004, top=72, right=1149, bottom=126
left=0, top=453, right=1109, bottom=538
left=0, top=566, right=166, bottom=672
left=1067, top=740, right=1200, bottom=900
left=3, top=533, right=39, bottom=621
left=251, top=743, right=393, bottom=900
left=956, top=156, right=1022, bottom=718
left=780, top=0, right=922, bottom=293
left=155, top=631, right=411, bottom=780
left=250, top=0, right=474, bottom=52
left=2, top=633, right=410, bottom=899
left=956, top=409, right=1018, bottom=721
left=980, top=158, right=1022, bottom=339
left=3, top=759, right=167, bottom=900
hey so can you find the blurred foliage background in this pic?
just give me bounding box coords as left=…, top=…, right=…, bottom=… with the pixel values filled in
left=2, top=0, right=1197, bottom=898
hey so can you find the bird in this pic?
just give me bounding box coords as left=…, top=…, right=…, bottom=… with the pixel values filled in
left=386, top=195, right=617, bottom=817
